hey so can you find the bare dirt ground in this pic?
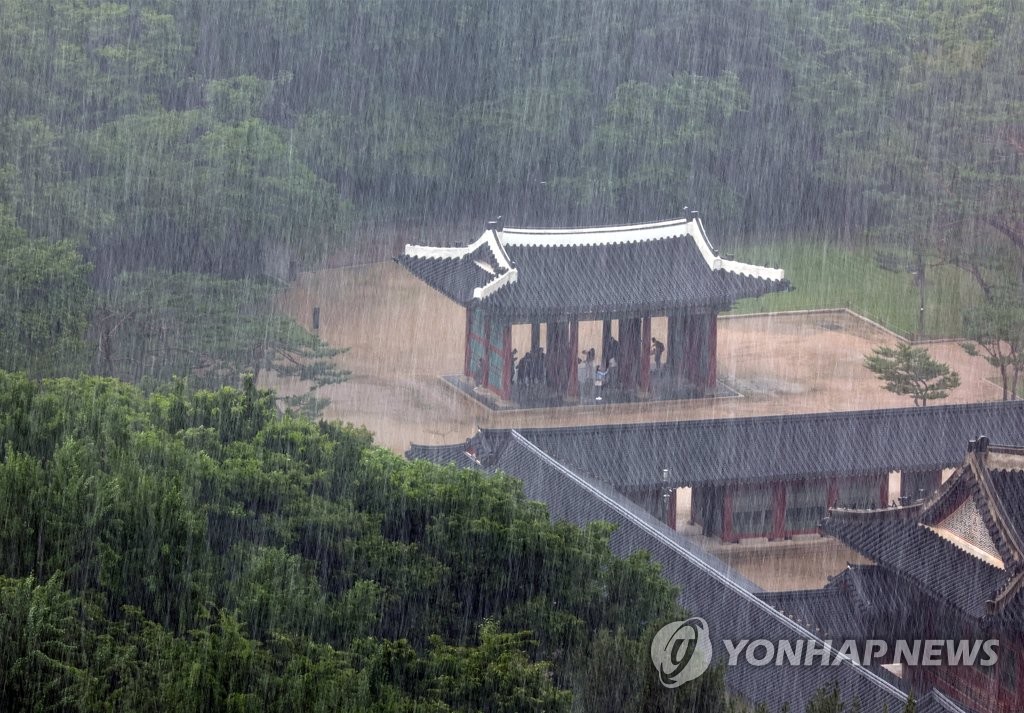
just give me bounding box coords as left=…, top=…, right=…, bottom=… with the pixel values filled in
left=267, top=259, right=1002, bottom=591
left=703, top=536, right=871, bottom=592
left=270, top=260, right=1003, bottom=453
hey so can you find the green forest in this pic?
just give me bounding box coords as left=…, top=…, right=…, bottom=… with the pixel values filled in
left=1, top=0, right=1023, bottom=388
left=0, top=371, right=740, bottom=711
left=0, top=1, right=1019, bottom=709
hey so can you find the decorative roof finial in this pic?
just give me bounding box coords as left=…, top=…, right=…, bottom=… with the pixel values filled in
left=485, top=216, right=504, bottom=234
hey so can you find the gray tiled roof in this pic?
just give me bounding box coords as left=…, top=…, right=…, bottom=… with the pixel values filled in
left=821, top=443, right=1024, bottom=629
left=761, top=564, right=975, bottom=645
left=405, top=404, right=1004, bottom=711
left=478, top=238, right=785, bottom=319
left=986, top=466, right=1024, bottom=556
left=412, top=431, right=929, bottom=711
left=757, top=565, right=891, bottom=643
left=396, top=219, right=787, bottom=321
left=758, top=586, right=870, bottom=640
left=395, top=241, right=497, bottom=304
left=501, top=400, right=1024, bottom=489
left=823, top=509, right=1007, bottom=622
left=917, top=690, right=976, bottom=713
left=491, top=432, right=916, bottom=712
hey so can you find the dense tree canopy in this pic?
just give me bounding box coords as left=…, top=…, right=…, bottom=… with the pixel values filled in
left=0, top=0, right=1020, bottom=383
left=0, top=204, right=92, bottom=376
left=0, top=371, right=745, bottom=711
left=1, top=0, right=1020, bottom=246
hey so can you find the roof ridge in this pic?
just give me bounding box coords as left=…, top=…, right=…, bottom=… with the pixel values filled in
left=501, top=216, right=696, bottom=235
left=828, top=504, right=922, bottom=522
left=512, top=399, right=1024, bottom=438
left=989, top=568, right=1024, bottom=613
left=499, top=216, right=785, bottom=282
left=966, top=471, right=1013, bottom=564
left=971, top=451, right=1024, bottom=566
left=822, top=512, right=1000, bottom=619
left=918, top=464, right=970, bottom=527
left=887, top=521, right=1004, bottom=621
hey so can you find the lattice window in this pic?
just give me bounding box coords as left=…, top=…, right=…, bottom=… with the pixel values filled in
left=732, top=485, right=773, bottom=537
left=837, top=477, right=879, bottom=510
left=786, top=481, right=828, bottom=532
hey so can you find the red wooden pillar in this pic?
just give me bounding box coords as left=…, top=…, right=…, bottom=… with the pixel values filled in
left=640, top=315, right=652, bottom=394
left=601, top=320, right=612, bottom=365
left=879, top=473, right=889, bottom=507
left=464, top=307, right=473, bottom=377
left=682, top=314, right=700, bottom=386
left=501, top=322, right=513, bottom=400
left=567, top=319, right=579, bottom=399
left=666, top=488, right=678, bottom=531
left=722, top=486, right=737, bottom=543
left=617, top=319, right=628, bottom=388
left=687, top=313, right=717, bottom=395
left=667, top=313, right=687, bottom=389
left=678, top=313, right=720, bottom=395
left=827, top=479, right=839, bottom=509
left=546, top=321, right=578, bottom=398
left=546, top=321, right=561, bottom=390
left=619, top=317, right=642, bottom=390
left=1015, top=648, right=1024, bottom=713
left=530, top=322, right=541, bottom=351
left=481, top=313, right=491, bottom=388
left=770, top=482, right=787, bottom=540
left=617, top=319, right=631, bottom=389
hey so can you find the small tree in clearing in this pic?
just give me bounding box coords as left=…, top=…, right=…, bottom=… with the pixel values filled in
left=960, top=285, right=1024, bottom=401
left=864, top=342, right=960, bottom=406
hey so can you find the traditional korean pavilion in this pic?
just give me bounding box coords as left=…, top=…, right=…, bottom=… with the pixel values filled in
left=396, top=213, right=787, bottom=403
left=762, top=437, right=1024, bottom=713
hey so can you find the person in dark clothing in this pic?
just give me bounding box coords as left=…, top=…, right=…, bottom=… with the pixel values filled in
left=475, top=356, right=486, bottom=386
left=607, top=336, right=619, bottom=363
left=651, top=337, right=665, bottom=370
left=518, top=350, right=532, bottom=385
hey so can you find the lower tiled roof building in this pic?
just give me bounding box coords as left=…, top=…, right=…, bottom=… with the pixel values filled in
left=779, top=438, right=1024, bottom=713
left=404, top=401, right=1024, bottom=711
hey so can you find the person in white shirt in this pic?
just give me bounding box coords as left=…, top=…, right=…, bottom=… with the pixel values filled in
left=578, top=348, right=596, bottom=402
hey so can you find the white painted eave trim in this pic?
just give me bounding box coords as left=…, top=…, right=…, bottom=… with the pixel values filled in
left=403, top=231, right=491, bottom=260
left=406, top=229, right=519, bottom=302
left=718, top=258, right=785, bottom=281
left=502, top=216, right=784, bottom=281
left=473, top=268, right=518, bottom=300
left=500, top=217, right=696, bottom=247
left=690, top=215, right=785, bottom=281
left=405, top=230, right=515, bottom=274
left=403, top=216, right=784, bottom=302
